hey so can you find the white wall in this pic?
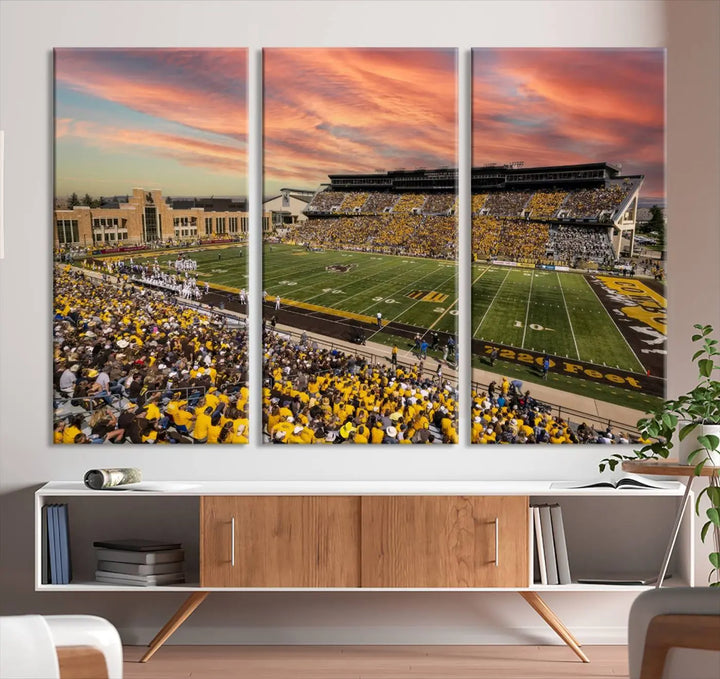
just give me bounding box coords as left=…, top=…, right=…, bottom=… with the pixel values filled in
left=1, top=0, right=718, bottom=645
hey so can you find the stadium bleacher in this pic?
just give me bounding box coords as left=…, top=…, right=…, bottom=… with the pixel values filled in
left=53, top=267, right=249, bottom=444
left=298, top=172, right=636, bottom=268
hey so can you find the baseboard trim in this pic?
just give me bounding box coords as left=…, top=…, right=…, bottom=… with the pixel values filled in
left=118, top=625, right=629, bottom=647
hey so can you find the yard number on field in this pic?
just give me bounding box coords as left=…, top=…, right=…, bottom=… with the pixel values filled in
left=513, top=320, right=553, bottom=331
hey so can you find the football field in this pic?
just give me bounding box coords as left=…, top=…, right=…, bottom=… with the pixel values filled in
left=150, top=244, right=458, bottom=335
left=471, top=264, right=646, bottom=374
left=146, top=244, right=651, bottom=378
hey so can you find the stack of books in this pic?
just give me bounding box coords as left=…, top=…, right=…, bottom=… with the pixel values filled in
left=531, top=503, right=571, bottom=586
left=42, top=503, right=72, bottom=584
left=93, top=539, right=185, bottom=586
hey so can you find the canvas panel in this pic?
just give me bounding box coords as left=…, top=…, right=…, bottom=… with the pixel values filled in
left=470, top=48, right=666, bottom=445
left=262, top=48, right=459, bottom=445
left=53, top=48, right=249, bottom=445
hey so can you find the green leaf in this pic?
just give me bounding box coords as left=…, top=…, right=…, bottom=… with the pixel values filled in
left=695, top=460, right=707, bottom=475
left=701, top=521, right=712, bottom=542
left=707, top=507, right=720, bottom=527
left=708, top=486, right=720, bottom=505
left=710, top=552, right=720, bottom=569
left=687, top=447, right=704, bottom=463
left=698, top=434, right=720, bottom=451
left=679, top=422, right=699, bottom=441
left=692, top=349, right=705, bottom=361
left=646, top=421, right=660, bottom=438
left=699, top=359, right=714, bottom=377
left=661, top=413, right=678, bottom=430
left=692, top=334, right=703, bottom=342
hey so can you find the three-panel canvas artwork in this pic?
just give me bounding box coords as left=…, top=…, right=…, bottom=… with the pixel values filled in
left=52, top=47, right=666, bottom=446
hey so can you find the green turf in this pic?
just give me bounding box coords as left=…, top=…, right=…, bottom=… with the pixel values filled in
left=471, top=264, right=645, bottom=373
left=151, top=245, right=249, bottom=289
left=142, top=247, right=647, bottom=378
left=262, top=245, right=458, bottom=334
left=471, top=354, right=662, bottom=416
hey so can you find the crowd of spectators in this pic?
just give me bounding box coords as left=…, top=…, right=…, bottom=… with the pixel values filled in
left=306, top=191, right=345, bottom=212
left=339, top=192, right=368, bottom=212
left=524, top=191, right=568, bottom=220
left=471, top=217, right=549, bottom=262
left=471, top=382, right=631, bottom=445
left=481, top=191, right=533, bottom=217
left=392, top=193, right=426, bottom=213
left=308, top=191, right=459, bottom=216
left=287, top=214, right=456, bottom=259
left=423, top=193, right=456, bottom=214
left=295, top=184, right=641, bottom=268
left=53, top=267, right=248, bottom=444
left=264, top=330, right=458, bottom=444
left=560, top=184, right=630, bottom=220
left=547, top=225, right=615, bottom=267
left=471, top=193, right=488, bottom=214
left=362, top=192, right=400, bottom=213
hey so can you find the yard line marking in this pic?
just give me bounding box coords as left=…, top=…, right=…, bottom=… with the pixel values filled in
left=520, top=270, right=535, bottom=349
left=366, top=269, right=457, bottom=346
left=430, top=266, right=489, bottom=332
left=264, top=251, right=391, bottom=294
left=473, top=268, right=511, bottom=338
left=357, top=264, right=451, bottom=315
left=304, top=255, right=447, bottom=306
left=556, top=272, right=580, bottom=360
left=583, top=276, right=645, bottom=373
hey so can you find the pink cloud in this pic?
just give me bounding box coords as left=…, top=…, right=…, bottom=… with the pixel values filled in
left=60, top=119, right=246, bottom=175
left=264, top=49, right=457, bottom=187
left=472, top=49, right=665, bottom=197
left=55, top=49, right=247, bottom=140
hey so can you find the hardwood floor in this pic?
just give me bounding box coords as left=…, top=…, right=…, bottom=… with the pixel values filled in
left=123, top=645, right=630, bottom=678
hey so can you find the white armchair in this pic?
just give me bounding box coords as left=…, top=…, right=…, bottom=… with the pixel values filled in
left=628, top=587, right=720, bottom=679
left=0, top=615, right=122, bottom=679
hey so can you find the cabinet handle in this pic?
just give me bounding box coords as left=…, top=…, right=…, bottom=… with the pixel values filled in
left=231, top=517, right=235, bottom=567
left=494, top=517, right=499, bottom=567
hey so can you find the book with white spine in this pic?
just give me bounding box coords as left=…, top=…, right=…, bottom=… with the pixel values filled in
left=538, top=505, right=559, bottom=585
left=550, top=504, right=571, bottom=585
left=532, top=506, right=547, bottom=585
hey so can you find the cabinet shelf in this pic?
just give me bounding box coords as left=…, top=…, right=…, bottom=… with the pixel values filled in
left=36, top=482, right=692, bottom=592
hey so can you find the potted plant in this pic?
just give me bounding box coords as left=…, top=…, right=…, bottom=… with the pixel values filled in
left=600, top=324, right=720, bottom=586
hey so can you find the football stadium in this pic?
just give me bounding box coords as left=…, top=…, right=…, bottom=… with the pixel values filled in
left=261, top=163, right=665, bottom=445
left=53, top=162, right=665, bottom=445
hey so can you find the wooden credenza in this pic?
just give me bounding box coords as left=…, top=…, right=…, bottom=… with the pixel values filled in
left=200, top=495, right=528, bottom=589
left=36, top=481, right=692, bottom=665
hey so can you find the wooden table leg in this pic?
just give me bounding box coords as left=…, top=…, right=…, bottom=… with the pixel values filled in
left=140, top=592, right=209, bottom=663
left=518, top=591, right=590, bottom=663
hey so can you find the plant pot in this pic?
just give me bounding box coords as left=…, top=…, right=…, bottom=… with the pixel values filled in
left=678, top=423, right=720, bottom=467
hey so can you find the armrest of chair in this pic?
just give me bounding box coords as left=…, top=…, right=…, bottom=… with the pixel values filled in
left=57, top=647, right=109, bottom=679
left=639, top=614, right=720, bottom=679
left=45, top=616, right=122, bottom=679
left=629, top=588, right=720, bottom=679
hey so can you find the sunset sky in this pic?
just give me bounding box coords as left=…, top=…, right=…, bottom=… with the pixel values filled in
left=55, top=49, right=247, bottom=197
left=263, top=48, right=457, bottom=196
left=473, top=49, right=665, bottom=201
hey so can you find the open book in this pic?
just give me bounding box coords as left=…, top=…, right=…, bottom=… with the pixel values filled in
left=550, top=473, right=679, bottom=491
